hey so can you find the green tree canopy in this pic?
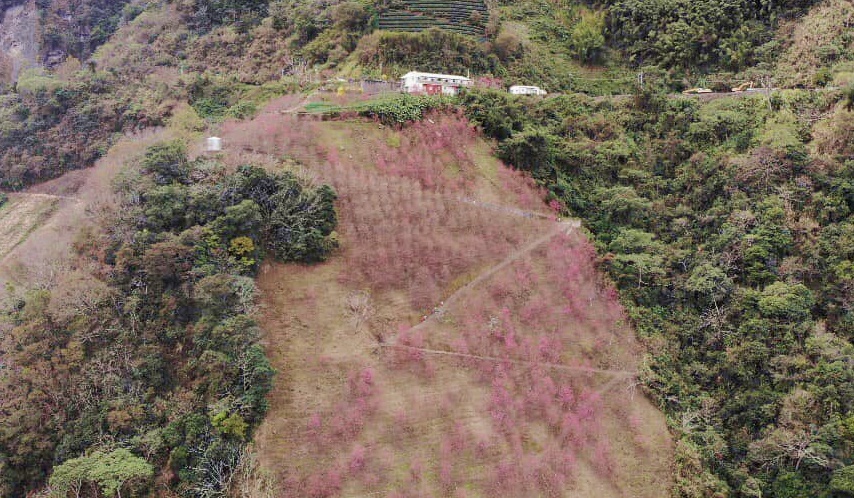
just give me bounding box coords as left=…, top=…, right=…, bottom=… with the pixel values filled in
left=832, top=465, right=854, bottom=496
left=758, top=282, right=815, bottom=321
left=50, top=448, right=153, bottom=498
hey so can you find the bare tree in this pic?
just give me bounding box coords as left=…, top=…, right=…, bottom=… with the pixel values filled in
left=346, top=290, right=375, bottom=331
left=749, top=426, right=832, bottom=470
left=191, top=442, right=242, bottom=498
left=231, top=446, right=277, bottom=498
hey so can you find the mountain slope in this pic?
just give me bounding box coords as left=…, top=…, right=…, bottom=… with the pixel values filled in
left=216, top=104, right=674, bottom=496
left=0, top=1, right=37, bottom=85
left=2, top=0, right=854, bottom=497
left=776, top=0, right=854, bottom=87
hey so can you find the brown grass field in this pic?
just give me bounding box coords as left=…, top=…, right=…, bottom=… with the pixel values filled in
left=220, top=107, right=675, bottom=497
left=0, top=193, right=62, bottom=262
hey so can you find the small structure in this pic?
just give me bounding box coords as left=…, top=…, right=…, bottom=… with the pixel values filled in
left=206, top=137, right=222, bottom=152
left=509, top=85, right=547, bottom=96
left=401, top=71, right=473, bottom=96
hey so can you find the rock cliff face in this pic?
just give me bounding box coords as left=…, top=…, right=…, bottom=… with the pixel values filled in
left=0, top=0, right=134, bottom=84
left=0, top=1, right=38, bottom=84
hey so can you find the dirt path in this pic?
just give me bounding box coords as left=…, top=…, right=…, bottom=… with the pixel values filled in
left=378, top=343, right=637, bottom=377
left=280, top=90, right=319, bottom=114
left=386, top=219, right=580, bottom=343
left=455, top=197, right=556, bottom=220
left=15, top=192, right=80, bottom=202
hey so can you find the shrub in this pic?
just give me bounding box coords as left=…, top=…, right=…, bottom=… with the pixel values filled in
left=831, top=466, right=854, bottom=496
left=845, top=84, right=854, bottom=112
left=139, top=141, right=190, bottom=185
left=265, top=183, right=338, bottom=262
left=211, top=411, right=248, bottom=439
left=498, top=127, right=562, bottom=179
left=356, top=94, right=454, bottom=125
left=493, top=31, right=522, bottom=61
left=459, top=89, right=528, bottom=141
left=813, top=67, right=833, bottom=87
left=15, top=68, right=65, bottom=95
left=167, top=103, right=207, bottom=134
left=758, top=282, right=815, bottom=320
left=570, top=10, right=606, bottom=63
left=226, top=101, right=258, bottom=120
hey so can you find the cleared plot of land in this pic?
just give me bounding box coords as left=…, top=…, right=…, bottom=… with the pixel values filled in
left=221, top=110, right=673, bottom=497
left=0, top=193, right=62, bottom=261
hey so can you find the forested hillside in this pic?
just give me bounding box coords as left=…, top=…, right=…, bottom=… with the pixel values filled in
left=459, top=84, right=854, bottom=496
left=1, top=0, right=845, bottom=189
left=605, top=0, right=820, bottom=70
left=2, top=0, right=854, bottom=497
left=1, top=141, right=337, bottom=496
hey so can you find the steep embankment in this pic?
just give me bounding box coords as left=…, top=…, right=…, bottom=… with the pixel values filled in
left=216, top=103, right=674, bottom=497
left=0, top=129, right=170, bottom=295
left=0, top=1, right=37, bottom=84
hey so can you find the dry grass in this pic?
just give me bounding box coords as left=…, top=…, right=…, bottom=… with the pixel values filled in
left=224, top=109, right=674, bottom=497
left=0, top=194, right=61, bottom=262
left=811, top=102, right=854, bottom=159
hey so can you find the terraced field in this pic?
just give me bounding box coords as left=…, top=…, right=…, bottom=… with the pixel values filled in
left=378, top=0, right=488, bottom=37
left=0, top=193, right=63, bottom=261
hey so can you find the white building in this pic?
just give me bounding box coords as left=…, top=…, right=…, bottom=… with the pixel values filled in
left=509, top=85, right=547, bottom=96
left=401, top=71, right=473, bottom=96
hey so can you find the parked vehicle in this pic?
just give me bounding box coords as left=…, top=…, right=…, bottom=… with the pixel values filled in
left=510, top=85, right=548, bottom=96
left=731, top=81, right=755, bottom=92
left=682, top=87, right=713, bottom=95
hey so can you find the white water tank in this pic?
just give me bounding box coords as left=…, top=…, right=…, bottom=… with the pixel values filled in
left=206, top=137, right=222, bottom=152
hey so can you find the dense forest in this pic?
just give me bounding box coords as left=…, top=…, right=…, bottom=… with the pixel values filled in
left=0, top=143, right=337, bottom=496
left=605, top=0, right=821, bottom=69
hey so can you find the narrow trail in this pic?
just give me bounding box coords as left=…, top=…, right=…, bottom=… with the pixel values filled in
left=378, top=343, right=637, bottom=377
left=594, top=373, right=640, bottom=397
left=279, top=90, right=319, bottom=114
left=16, top=192, right=80, bottom=202
left=383, top=219, right=580, bottom=345
left=455, top=197, right=556, bottom=221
